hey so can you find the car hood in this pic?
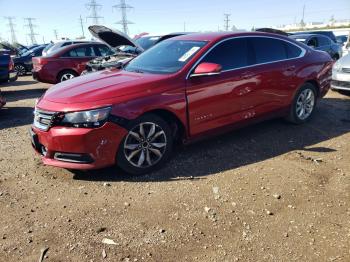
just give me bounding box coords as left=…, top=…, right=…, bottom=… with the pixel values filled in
left=43, top=69, right=169, bottom=105
left=337, top=53, right=350, bottom=67
left=88, top=25, right=143, bottom=51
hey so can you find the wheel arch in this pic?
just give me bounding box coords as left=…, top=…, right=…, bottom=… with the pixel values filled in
left=143, top=109, right=187, bottom=143
left=304, top=79, right=320, bottom=97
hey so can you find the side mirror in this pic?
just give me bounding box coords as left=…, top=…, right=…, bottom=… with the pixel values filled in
left=191, top=62, right=222, bottom=77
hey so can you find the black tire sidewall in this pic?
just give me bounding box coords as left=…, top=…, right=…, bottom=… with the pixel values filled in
left=117, top=114, right=173, bottom=176
left=289, top=83, right=317, bottom=124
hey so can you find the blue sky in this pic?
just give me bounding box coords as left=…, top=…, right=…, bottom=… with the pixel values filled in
left=1, top=0, right=350, bottom=45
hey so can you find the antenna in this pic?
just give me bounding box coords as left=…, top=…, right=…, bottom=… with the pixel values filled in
left=113, top=0, right=134, bottom=35
left=24, top=18, right=38, bottom=45
left=224, top=13, right=231, bottom=31
left=4, top=16, right=17, bottom=44
left=79, top=15, right=85, bottom=38
left=86, top=0, right=103, bottom=25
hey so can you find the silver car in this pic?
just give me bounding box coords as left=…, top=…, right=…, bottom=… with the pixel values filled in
left=332, top=53, right=350, bottom=96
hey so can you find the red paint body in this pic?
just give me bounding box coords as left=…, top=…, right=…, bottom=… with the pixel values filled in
left=32, top=32, right=333, bottom=170
left=32, top=43, right=107, bottom=84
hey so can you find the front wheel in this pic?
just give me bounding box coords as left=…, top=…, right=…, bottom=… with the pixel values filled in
left=286, top=83, right=317, bottom=124
left=117, top=114, right=173, bottom=175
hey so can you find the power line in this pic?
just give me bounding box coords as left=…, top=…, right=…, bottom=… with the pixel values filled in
left=224, top=13, right=231, bottom=31
left=113, top=0, right=134, bottom=35
left=24, top=18, right=38, bottom=45
left=86, top=0, right=103, bottom=25
left=79, top=15, right=85, bottom=38
left=4, top=16, right=17, bottom=44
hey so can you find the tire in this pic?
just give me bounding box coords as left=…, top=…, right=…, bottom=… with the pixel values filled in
left=286, top=83, right=317, bottom=124
left=117, top=114, right=174, bottom=175
left=57, top=70, right=78, bottom=83
left=338, top=90, right=350, bottom=96
left=14, top=64, right=27, bottom=76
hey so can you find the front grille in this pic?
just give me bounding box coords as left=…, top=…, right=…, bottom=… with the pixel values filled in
left=331, top=80, right=350, bottom=89
left=342, top=68, right=350, bottom=74
left=33, top=108, right=56, bottom=131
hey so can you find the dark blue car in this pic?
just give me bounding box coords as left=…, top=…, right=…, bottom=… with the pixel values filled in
left=13, top=45, right=47, bottom=76
left=0, top=54, right=17, bottom=84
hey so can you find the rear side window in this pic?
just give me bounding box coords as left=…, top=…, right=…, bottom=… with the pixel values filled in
left=251, top=37, right=287, bottom=63
left=285, top=42, right=302, bottom=58
left=62, top=46, right=96, bottom=57
left=201, top=38, right=252, bottom=71
left=317, top=36, right=331, bottom=47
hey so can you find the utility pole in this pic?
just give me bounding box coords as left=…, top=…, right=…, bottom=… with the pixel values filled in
left=86, top=0, right=103, bottom=25
left=4, top=16, right=17, bottom=44
left=24, top=18, right=38, bottom=45
left=224, top=13, right=231, bottom=31
left=113, top=0, right=134, bottom=35
left=53, top=29, right=58, bottom=40
left=79, top=15, right=85, bottom=38
left=300, top=4, right=306, bottom=28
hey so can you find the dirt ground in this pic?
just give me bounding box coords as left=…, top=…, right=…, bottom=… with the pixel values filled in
left=0, top=76, right=350, bottom=262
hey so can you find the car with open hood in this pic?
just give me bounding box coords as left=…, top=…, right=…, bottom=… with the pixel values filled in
left=13, top=44, right=47, bottom=76
left=83, top=25, right=190, bottom=74
left=31, top=31, right=333, bottom=175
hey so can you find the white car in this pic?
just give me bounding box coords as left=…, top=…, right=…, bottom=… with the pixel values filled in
left=332, top=53, right=350, bottom=96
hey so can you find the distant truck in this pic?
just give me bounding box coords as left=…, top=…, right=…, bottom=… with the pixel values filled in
left=0, top=54, right=18, bottom=83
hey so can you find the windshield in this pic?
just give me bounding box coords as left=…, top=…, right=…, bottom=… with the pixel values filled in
left=136, top=36, right=161, bottom=50
left=124, top=40, right=207, bottom=74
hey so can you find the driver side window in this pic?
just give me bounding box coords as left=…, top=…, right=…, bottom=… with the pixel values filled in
left=201, top=38, right=252, bottom=71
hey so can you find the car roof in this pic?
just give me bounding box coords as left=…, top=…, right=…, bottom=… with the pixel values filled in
left=290, top=33, right=331, bottom=39
left=171, top=31, right=292, bottom=43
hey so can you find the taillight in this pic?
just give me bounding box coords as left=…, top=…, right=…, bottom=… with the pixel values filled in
left=9, top=58, right=14, bottom=71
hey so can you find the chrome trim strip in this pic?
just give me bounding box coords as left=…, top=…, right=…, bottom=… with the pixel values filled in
left=186, top=35, right=307, bottom=79
left=331, top=85, right=350, bottom=91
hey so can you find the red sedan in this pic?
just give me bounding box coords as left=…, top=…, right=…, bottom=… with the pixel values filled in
left=31, top=32, right=333, bottom=175
left=32, top=42, right=112, bottom=84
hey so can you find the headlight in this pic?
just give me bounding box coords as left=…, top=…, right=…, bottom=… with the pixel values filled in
left=332, top=61, right=341, bottom=72
left=61, top=107, right=111, bottom=128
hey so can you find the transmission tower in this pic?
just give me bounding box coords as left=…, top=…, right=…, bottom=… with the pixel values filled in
left=24, top=18, right=38, bottom=45
left=4, top=17, right=17, bottom=44
left=86, top=0, right=103, bottom=25
left=224, top=14, right=231, bottom=31
left=79, top=15, right=85, bottom=38
left=113, top=0, right=134, bottom=35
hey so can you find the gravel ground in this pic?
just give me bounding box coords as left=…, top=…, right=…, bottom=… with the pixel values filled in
left=0, top=76, right=350, bottom=262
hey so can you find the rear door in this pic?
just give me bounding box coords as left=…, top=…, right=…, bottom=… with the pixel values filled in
left=248, top=37, right=304, bottom=112
left=61, top=45, right=98, bottom=74
left=186, top=37, right=257, bottom=135
left=315, top=36, right=332, bottom=55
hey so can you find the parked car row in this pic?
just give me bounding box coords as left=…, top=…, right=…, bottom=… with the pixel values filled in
left=31, top=30, right=334, bottom=175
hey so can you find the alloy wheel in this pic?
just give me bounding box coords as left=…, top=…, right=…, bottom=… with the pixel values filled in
left=15, top=65, right=26, bottom=76
left=123, top=122, right=167, bottom=168
left=60, top=73, right=75, bottom=82
left=296, top=89, right=315, bottom=120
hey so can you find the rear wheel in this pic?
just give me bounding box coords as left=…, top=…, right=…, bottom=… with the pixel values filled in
left=117, top=114, right=173, bottom=175
left=286, top=83, right=317, bottom=124
left=58, top=70, right=78, bottom=82
left=14, top=64, right=26, bottom=76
